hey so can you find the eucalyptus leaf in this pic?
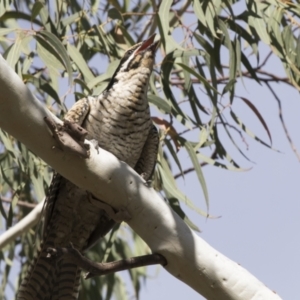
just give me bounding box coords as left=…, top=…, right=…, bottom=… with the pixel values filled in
left=36, top=31, right=73, bottom=86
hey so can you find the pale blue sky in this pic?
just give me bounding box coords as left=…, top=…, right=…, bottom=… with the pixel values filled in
left=140, top=43, right=300, bottom=300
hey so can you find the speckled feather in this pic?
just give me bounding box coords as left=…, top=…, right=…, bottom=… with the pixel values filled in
left=17, top=36, right=159, bottom=300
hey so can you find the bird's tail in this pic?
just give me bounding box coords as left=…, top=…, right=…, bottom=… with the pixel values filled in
left=17, top=239, right=81, bottom=300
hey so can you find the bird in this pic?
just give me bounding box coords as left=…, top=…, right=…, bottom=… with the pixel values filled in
left=17, top=34, right=159, bottom=300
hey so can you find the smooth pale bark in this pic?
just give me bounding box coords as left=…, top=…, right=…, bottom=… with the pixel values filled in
left=0, top=55, right=282, bottom=300
left=0, top=201, right=43, bottom=248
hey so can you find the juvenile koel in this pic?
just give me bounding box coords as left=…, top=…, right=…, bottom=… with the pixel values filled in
left=18, top=35, right=159, bottom=300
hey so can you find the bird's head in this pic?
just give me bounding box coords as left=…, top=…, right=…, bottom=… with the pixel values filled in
left=105, top=35, right=159, bottom=91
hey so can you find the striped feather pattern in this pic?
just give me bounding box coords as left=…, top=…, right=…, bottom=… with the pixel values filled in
left=17, top=36, right=159, bottom=299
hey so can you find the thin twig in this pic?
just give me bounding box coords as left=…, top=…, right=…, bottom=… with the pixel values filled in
left=174, top=166, right=196, bottom=179
left=266, top=82, right=300, bottom=161
left=1, top=197, right=37, bottom=209
left=259, top=51, right=273, bottom=69
left=174, top=149, right=217, bottom=179
left=47, top=244, right=167, bottom=278
left=170, top=70, right=292, bottom=87
left=221, top=122, right=249, bottom=150
left=122, top=12, right=157, bottom=16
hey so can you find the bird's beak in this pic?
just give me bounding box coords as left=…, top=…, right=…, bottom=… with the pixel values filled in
left=136, top=34, right=159, bottom=54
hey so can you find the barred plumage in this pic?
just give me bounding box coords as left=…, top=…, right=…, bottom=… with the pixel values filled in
left=18, top=35, right=159, bottom=299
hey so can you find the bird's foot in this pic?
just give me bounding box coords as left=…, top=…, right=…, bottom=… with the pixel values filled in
left=44, top=116, right=89, bottom=158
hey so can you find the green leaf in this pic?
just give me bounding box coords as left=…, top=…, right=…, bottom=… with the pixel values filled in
left=114, top=275, right=129, bottom=300
left=108, top=8, right=123, bottom=22
left=205, top=2, right=218, bottom=38
left=61, top=11, right=86, bottom=27
left=23, top=74, right=62, bottom=106
left=4, top=35, right=22, bottom=68
left=222, top=16, right=258, bottom=57
left=268, top=7, right=283, bottom=49
left=164, top=139, right=184, bottom=178
left=0, top=11, right=43, bottom=26
left=198, top=127, right=209, bottom=148
left=67, top=44, right=94, bottom=82
left=161, top=55, right=194, bottom=128
left=180, top=55, right=202, bottom=123
left=218, top=19, right=232, bottom=59
left=171, top=49, right=207, bottom=58
left=296, top=35, right=300, bottom=69
left=87, top=60, right=120, bottom=90
left=168, top=197, right=201, bottom=232
left=148, top=94, right=172, bottom=114
left=193, top=32, right=223, bottom=75
left=241, top=52, right=260, bottom=83
left=177, top=62, right=219, bottom=94
left=235, top=37, right=242, bottom=80
left=230, top=110, right=278, bottom=151
left=36, top=31, right=73, bottom=86
left=0, top=0, right=13, bottom=18
left=0, top=28, right=16, bottom=36
left=102, top=224, right=121, bottom=262
left=193, top=0, right=207, bottom=27
left=31, top=1, right=44, bottom=22
left=158, top=0, right=181, bottom=54
left=217, top=115, right=254, bottom=163
left=36, top=41, right=64, bottom=71
left=22, top=52, right=34, bottom=74
left=0, top=130, right=16, bottom=157
left=239, top=97, right=272, bottom=144
left=0, top=195, right=8, bottom=221
left=74, top=78, right=93, bottom=95
left=248, top=13, right=270, bottom=45
left=222, top=79, right=236, bottom=96
left=158, top=162, right=207, bottom=217
left=184, top=141, right=209, bottom=209
left=197, top=152, right=249, bottom=172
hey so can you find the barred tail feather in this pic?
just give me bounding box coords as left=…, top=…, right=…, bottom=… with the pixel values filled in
left=17, top=245, right=81, bottom=300
left=51, top=257, right=81, bottom=300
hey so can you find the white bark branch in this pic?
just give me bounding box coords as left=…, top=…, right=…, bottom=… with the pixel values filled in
left=0, top=201, right=44, bottom=248
left=0, top=55, right=281, bottom=300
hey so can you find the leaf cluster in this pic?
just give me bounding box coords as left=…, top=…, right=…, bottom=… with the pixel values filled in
left=1, top=0, right=300, bottom=299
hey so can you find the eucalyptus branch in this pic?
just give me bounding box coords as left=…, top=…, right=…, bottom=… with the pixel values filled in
left=46, top=243, right=166, bottom=278
left=0, top=54, right=281, bottom=300
left=0, top=201, right=44, bottom=249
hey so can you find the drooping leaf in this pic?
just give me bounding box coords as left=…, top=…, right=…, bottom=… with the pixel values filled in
left=148, top=94, right=172, bottom=114
left=157, top=0, right=181, bottom=54
left=31, top=1, right=44, bottom=22
left=35, top=31, right=73, bottom=86
left=177, top=62, right=219, bottom=95
left=238, top=97, right=272, bottom=144
left=67, top=44, right=95, bottom=82
left=184, top=140, right=209, bottom=209
left=23, top=74, right=62, bottom=106
left=230, top=110, right=278, bottom=151
left=4, top=34, right=23, bottom=68
left=108, top=8, right=124, bottom=22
